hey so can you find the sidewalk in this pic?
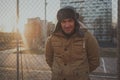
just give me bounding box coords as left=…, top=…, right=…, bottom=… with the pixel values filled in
left=0, top=48, right=118, bottom=80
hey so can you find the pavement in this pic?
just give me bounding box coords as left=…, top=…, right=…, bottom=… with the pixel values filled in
left=0, top=48, right=118, bottom=80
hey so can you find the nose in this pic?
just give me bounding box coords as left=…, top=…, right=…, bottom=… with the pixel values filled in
left=64, top=22, right=70, bottom=27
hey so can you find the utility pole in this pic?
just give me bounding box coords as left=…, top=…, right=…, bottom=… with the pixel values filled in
left=16, top=0, right=20, bottom=80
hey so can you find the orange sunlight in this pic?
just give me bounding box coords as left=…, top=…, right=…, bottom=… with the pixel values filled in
left=17, top=19, right=29, bottom=49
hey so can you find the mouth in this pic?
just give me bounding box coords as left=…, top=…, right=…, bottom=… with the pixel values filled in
left=64, top=28, right=72, bottom=33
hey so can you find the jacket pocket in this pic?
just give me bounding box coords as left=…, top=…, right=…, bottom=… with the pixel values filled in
left=52, top=42, right=62, bottom=53
left=72, top=43, right=84, bottom=56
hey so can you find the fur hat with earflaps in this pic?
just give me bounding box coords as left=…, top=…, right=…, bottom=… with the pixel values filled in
left=54, top=6, right=78, bottom=33
left=54, top=6, right=84, bottom=37
left=57, top=6, right=77, bottom=22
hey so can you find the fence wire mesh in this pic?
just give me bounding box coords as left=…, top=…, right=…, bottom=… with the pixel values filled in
left=0, top=0, right=118, bottom=80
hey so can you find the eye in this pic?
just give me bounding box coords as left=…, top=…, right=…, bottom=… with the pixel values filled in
left=61, top=20, right=66, bottom=24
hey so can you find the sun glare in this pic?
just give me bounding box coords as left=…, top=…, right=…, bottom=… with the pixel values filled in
left=17, top=18, right=29, bottom=49
left=17, top=19, right=25, bottom=34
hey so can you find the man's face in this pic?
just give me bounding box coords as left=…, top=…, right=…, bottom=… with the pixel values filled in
left=61, top=18, right=75, bottom=34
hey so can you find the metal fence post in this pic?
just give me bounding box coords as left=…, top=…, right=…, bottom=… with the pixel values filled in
left=16, top=0, right=19, bottom=80
left=118, top=0, right=120, bottom=79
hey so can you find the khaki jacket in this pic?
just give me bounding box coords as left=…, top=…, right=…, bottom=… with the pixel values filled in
left=45, top=22, right=100, bottom=80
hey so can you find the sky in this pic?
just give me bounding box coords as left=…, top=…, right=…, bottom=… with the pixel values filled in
left=0, top=0, right=118, bottom=32
left=18, top=0, right=60, bottom=23
left=0, top=0, right=60, bottom=32
left=112, top=0, right=118, bottom=23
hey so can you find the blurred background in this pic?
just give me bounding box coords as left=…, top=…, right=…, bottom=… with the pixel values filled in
left=0, top=0, right=119, bottom=80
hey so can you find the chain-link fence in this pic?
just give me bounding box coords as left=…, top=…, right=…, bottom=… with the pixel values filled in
left=0, top=0, right=118, bottom=80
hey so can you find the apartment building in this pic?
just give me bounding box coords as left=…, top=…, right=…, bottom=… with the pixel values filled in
left=60, top=0, right=112, bottom=42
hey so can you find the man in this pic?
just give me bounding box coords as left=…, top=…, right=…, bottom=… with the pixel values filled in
left=45, top=6, right=100, bottom=80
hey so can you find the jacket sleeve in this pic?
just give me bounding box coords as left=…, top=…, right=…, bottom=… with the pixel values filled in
left=45, top=37, right=54, bottom=68
left=86, top=31, right=100, bottom=72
